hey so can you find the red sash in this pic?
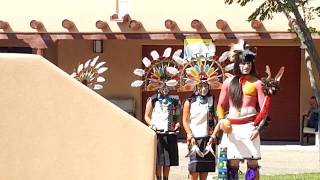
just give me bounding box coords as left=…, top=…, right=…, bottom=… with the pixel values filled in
left=229, top=116, right=256, bottom=124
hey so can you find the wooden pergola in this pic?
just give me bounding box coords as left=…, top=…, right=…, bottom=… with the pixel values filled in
left=0, top=18, right=319, bottom=55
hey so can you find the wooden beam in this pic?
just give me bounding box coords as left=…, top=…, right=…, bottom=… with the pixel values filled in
left=30, top=20, right=44, bottom=30
left=0, top=21, right=9, bottom=29
left=0, top=32, right=318, bottom=49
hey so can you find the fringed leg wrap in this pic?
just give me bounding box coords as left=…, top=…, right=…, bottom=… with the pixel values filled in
left=245, top=167, right=260, bottom=180
left=163, top=176, right=168, bottom=180
left=227, top=167, right=239, bottom=180
left=156, top=176, right=161, bottom=180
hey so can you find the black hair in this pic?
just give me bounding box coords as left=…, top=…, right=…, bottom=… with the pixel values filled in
left=229, top=76, right=242, bottom=109
left=189, top=83, right=212, bottom=99
left=232, top=54, right=256, bottom=76
left=229, top=53, right=256, bottom=109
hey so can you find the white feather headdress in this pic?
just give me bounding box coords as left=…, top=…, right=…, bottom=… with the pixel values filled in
left=71, top=56, right=108, bottom=90
left=131, top=47, right=183, bottom=91
left=229, top=39, right=256, bottom=62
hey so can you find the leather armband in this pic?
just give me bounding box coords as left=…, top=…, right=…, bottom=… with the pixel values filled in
left=255, top=116, right=271, bottom=132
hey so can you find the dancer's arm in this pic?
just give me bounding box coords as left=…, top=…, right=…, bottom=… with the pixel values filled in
left=216, top=79, right=229, bottom=120
left=257, top=80, right=266, bottom=111
left=144, top=99, right=153, bottom=127
left=254, top=80, right=269, bottom=126
left=182, top=100, right=195, bottom=145
left=251, top=80, right=267, bottom=140
left=212, top=79, right=230, bottom=139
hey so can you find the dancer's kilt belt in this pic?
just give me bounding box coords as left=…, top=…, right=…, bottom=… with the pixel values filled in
left=229, top=116, right=256, bottom=124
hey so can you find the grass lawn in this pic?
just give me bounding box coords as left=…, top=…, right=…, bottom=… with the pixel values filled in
left=262, top=173, right=320, bottom=180
left=237, top=173, right=320, bottom=180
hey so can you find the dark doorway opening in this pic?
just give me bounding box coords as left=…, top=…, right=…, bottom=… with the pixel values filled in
left=0, top=47, right=32, bottom=54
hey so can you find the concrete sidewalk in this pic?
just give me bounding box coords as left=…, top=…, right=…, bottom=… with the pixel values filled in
left=169, top=142, right=320, bottom=179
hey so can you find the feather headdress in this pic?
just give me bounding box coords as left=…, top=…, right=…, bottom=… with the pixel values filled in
left=178, top=53, right=233, bottom=92
left=131, top=47, right=182, bottom=91
left=71, top=56, right=108, bottom=90
left=229, top=39, right=256, bottom=62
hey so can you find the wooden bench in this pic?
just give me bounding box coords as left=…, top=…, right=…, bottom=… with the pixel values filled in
left=300, top=113, right=319, bottom=146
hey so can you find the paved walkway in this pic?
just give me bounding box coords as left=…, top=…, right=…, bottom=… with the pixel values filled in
left=169, top=142, right=320, bottom=180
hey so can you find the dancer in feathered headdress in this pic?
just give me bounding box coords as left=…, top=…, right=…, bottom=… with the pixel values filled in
left=131, top=47, right=182, bottom=180
left=71, top=56, right=108, bottom=90
left=179, top=43, right=233, bottom=179
left=211, top=40, right=284, bottom=180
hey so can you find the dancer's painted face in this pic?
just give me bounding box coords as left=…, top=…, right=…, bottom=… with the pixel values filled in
left=159, top=85, right=169, bottom=96
left=239, top=61, right=252, bottom=75
left=196, top=82, right=209, bottom=96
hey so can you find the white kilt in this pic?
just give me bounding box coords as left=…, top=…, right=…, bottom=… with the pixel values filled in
left=220, top=122, right=261, bottom=160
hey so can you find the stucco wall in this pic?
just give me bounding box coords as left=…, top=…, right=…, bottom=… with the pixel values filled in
left=57, top=39, right=182, bottom=120
left=0, top=54, right=156, bottom=180
left=1, top=0, right=319, bottom=32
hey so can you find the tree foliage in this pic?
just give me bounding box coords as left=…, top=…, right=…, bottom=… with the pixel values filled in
left=224, top=0, right=320, bottom=23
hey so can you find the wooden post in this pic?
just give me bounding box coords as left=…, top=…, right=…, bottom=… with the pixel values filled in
left=36, top=48, right=44, bottom=56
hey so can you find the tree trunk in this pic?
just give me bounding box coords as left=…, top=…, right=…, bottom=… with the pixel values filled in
left=288, top=0, right=320, bottom=78
left=286, top=1, right=320, bottom=151
left=305, top=52, right=320, bottom=103
left=281, top=0, right=320, bottom=102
